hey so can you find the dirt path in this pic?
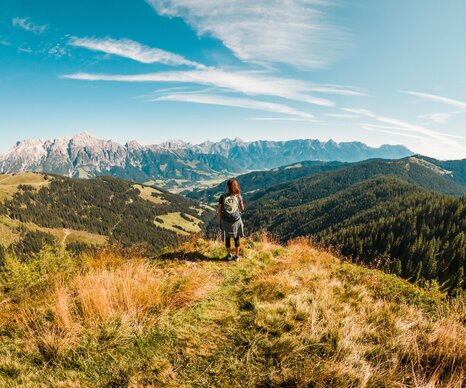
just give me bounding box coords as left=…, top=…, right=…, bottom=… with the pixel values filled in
left=62, top=229, right=71, bottom=246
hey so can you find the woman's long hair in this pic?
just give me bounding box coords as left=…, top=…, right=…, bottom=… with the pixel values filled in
left=226, top=179, right=241, bottom=195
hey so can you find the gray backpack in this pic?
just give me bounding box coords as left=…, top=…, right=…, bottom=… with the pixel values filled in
left=221, top=194, right=241, bottom=222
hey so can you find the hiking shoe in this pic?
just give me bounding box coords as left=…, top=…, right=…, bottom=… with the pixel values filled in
left=234, top=255, right=241, bottom=262
left=224, top=254, right=233, bottom=261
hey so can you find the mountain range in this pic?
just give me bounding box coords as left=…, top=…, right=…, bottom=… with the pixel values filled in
left=0, top=132, right=413, bottom=188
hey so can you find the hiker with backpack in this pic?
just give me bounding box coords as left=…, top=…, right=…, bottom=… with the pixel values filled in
left=218, top=179, right=245, bottom=261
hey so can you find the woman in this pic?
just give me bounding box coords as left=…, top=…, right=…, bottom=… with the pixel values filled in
left=218, top=179, right=245, bottom=261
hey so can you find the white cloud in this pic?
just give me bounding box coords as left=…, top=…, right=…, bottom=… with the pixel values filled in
left=17, top=44, right=32, bottom=54
left=418, top=112, right=451, bottom=124
left=153, top=93, right=314, bottom=118
left=145, top=0, right=350, bottom=69
left=343, top=107, right=466, bottom=153
left=0, top=38, right=10, bottom=46
left=47, top=44, right=68, bottom=59
left=324, top=113, right=357, bottom=119
left=248, top=117, right=316, bottom=121
left=359, top=124, right=425, bottom=140
left=69, top=37, right=203, bottom=68
left=359, top=122, right=466, bottom=159
left=309, top=85, right=366, bottom=96
left=402, top=90, right=466, bottom=109
left=12, top=17, right=47, bottom=34
left=63, top=68, right=335, bottom=107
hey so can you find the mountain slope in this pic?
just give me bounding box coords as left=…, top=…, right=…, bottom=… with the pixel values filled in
left=247, top=158, right=466, bottom=210
left=0, top=132, right=243, bottom=187
left=195, top=138, right=413, bottom=169
left=188, top=160, right=350, bottom=201
left=192, top=156, right=466, bottom=203
left=0, top=173, right=212, bottom=255
left=0, top=238, right=463, bottom=386
left=417, top=155, right=466, bottom=187
left=0, top=133, right=412, bottom=189
left=244, top=159, right=466, bottom=291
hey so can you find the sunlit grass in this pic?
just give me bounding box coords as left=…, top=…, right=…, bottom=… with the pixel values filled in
left=0, top=238, right=464, bottom=387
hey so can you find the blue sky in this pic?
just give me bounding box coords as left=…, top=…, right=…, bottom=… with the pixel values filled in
left=1, top=0, right=465, bottom=159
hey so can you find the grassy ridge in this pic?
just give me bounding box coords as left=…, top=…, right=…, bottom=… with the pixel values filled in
left=0, top=238, right=464, bottom=387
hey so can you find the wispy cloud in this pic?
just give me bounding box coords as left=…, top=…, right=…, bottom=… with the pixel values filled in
left=324, top=113, right=358, bottom=119
left=47, top=43, right=69, bottom=59
left=152, top=93, right=314, bottom=118
left=359, top=124, right=426, bottom=140
left=12, top=17, right=47, bottom=34
left=0, top=38, right=10, bottom=46
left=343, top=107, right=466, bottom=152
left=17, top=44, right=32, bottom=54
left=418, top=112, right=451, bottom=124
left=402, top=90, right=466, bottom=109
left=248, top=117, right=316, bottom=121
left=145, top=0, right=350, bottom=69
left=309, top=85, right=366, bottom=96
left=63, top=69, right=336, bottom=107
left=69, top=37, right=203, bottom=68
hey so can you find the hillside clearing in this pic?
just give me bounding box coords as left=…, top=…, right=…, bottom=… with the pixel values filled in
left=0, top=238, right=463, bottom=387
left=133, top=184, right=168, bottom=204
left=0, top=173, right=50, bottom=201
left=154, top=212, right=203, bottom=235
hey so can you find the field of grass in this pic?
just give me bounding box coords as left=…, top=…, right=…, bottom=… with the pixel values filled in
left=154, top=212, right=203, bottom=235
left=0, top=221, right=20, bottom=247
left=133, top=184, right=168, bottom=204
left=0, top=237, right=463, bottom=387
left=0, top=173, right=50, bottom=202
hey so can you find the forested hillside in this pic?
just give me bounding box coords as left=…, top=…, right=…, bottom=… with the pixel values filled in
left=193, top=156, right=466, bottom=204
left=0, top=173, right=212, bottom=256
left=418, top=155, right=466, bottom=187
left=188, top=160, right=349, bottom=201
left=245, top=165, right=466, bottom=292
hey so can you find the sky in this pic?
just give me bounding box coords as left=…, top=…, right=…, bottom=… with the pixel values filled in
left=0, top=0, right=465, bottom=160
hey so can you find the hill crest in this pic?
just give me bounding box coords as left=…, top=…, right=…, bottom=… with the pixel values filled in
left=0, top=237, right=463, bottom=386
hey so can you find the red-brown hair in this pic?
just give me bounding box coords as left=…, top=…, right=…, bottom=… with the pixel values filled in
left=226, top=179, right=241, bottom=195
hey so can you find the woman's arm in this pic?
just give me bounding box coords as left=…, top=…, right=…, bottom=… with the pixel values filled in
left=239, top=195, right=245, bottom=213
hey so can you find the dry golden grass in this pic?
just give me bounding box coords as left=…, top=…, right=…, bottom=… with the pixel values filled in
left=0, top=245, right=219, bottom=376
left=0, top=238, right=464, bottom=387
left=237, top=236, right=466, bottom=387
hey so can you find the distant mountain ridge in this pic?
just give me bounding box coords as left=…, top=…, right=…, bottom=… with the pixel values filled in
left=194, top=138, right=413, bottom=169
left=0, top=132, right=243, bottom=185
left=0, top=132, right=413, bottom=187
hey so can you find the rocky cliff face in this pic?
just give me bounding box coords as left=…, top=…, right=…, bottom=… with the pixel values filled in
left=0, top=132, right=413, bottom=185
left=0, top=132, right=243, bottom=182
left=195, top=138, right=413, bottom=169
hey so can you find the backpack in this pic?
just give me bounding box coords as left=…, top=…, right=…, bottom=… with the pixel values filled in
left=221, top=194, right=241, bottom=222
